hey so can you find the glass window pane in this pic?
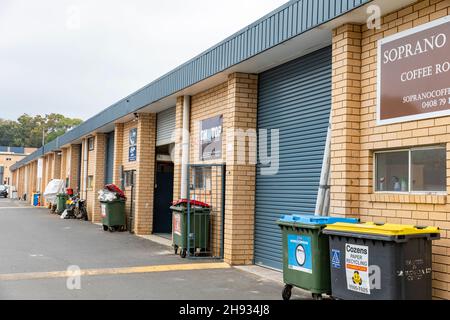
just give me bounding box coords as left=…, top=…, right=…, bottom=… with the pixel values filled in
left=411, top=148, right=446, bottom=192
left=376, top=151, right=409, bottom=192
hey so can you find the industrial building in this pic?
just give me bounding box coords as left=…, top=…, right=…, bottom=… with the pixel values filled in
left=10, top=0, right=450, bottom=299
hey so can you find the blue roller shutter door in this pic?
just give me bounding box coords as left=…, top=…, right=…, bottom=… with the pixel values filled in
left=105, top=132, right=115, bottom=185
left=255, top=46, right=332, bottom=270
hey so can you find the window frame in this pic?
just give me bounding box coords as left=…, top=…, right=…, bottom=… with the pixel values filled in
left=373, top=145, right=447, bottom=195
left=88, top=137, right=95, bottom=151
left=124, top=170, right=135, bottom=188
left=87, top=175, right=94, bottom=189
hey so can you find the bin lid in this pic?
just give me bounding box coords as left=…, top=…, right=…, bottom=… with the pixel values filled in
left=277, top=214, right=359, bottom=226
left=324, top=222, right=440, bottom=238
left=172, top=199, right=210, bottom=208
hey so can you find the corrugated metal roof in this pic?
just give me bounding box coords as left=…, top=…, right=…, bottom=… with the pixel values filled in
left=11, top=0, right=371, bottom=171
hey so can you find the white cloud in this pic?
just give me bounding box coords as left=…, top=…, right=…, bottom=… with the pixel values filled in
left=0, top=0, right=287, bottom=120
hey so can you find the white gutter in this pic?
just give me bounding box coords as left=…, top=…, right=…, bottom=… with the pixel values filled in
left=180, top=95, right=191, bottom=199
left=24, top=165, right=29, bottom=198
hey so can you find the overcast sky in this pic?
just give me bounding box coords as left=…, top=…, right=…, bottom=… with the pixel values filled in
left=0, top=0, right=287, bottom=121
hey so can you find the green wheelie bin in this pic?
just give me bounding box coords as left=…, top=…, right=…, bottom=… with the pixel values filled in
left=170, top=200, right=210, bottom=258
left=277, top=214, right=359, bottom=300
left=56, top=193, right=68, bottom=214
left=101, top=199, right=126, bottom=232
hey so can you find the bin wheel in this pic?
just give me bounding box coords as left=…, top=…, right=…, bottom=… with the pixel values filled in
left=282, top=285, right=292, bottom=301
left=180, top=249, right=187, bottom=258
left=174, top=246, right=178, bottom=255
left=109, top=226, right=115, bottom=232
left=102, top=225, right=108, bottom=231
left=312, top=293, right=323, bottom=301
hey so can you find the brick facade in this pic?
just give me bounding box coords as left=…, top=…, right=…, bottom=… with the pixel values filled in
left=172, top=97, right=184, bottom=201
left=134, top=113, right=157, bottom=235
left=113, top=123, right=124, bottom=187
left=331, top=0, right=450, bottom=299
left=112, top=116, right=156, bottom=235
left=173, top=72, right=258, bottom=265
left=69, top=144, right=81, bottom=192
left=0, top=153, right=26, bottom=185
left=119, top=120, right=139, bottom=228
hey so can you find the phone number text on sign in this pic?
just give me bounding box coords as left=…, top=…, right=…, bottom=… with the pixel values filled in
left=403, top=87, right=450, bottom=110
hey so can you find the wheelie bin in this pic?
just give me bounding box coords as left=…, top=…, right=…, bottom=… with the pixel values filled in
left=56, top=193, right=68, bottom=214
left=323, top=222, right=440, bottom=300
left=277, top=214, right=359, bottom=300
left=33, top=193, right=41, bottom=207
left=101, top=199, right=126, bottom=232
left=170, top=199, right=211, bottom=258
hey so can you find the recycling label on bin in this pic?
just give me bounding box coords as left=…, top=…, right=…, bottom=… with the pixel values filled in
left=173, top=213, right=181, bottom=236
left=287, top=235, right=312, bottom=274
left=101, top=204, right=106, bottom=218
left=345, top=244, right=370, bottom=295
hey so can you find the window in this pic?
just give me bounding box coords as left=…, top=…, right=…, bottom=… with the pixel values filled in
left=191, top=167, right=211, bottom=190
left=124, top=170, right=135, bottom=188
left=88, top=137, right=95, bottom=151
left=87, top=175, right=94, bottom=189
left=411, top=148, right=446, bottom=192
left=375, top=146, right=446, bottom=193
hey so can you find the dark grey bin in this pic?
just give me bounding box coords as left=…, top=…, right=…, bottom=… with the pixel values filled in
left=323, top=223, right=440, bottom=300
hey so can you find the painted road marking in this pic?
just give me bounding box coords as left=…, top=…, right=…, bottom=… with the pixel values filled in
left=0, top=262, right=230, bottom=281
left=0, top=207, right=40, bottom=210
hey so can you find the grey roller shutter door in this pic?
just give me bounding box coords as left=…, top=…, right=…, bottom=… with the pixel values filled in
left=255, top=46, right=332, bottom=270
left=156, top=107, right=176, bottom=146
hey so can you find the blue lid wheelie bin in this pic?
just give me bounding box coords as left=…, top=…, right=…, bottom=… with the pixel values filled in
left=277, top=214, right=359, bottom=300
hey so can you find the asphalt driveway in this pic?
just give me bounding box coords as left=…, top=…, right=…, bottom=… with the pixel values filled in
left=0, top=198, right=309, bottom=300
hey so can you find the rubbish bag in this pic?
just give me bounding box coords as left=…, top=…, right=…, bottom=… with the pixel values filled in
left=98, top=189, right=118, bottom=202
left=43, top=179, right=66, bottom=203
left=98, top=184, right=126, bottom=202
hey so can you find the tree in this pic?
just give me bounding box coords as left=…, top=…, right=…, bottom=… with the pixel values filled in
left=0, top=114, right=83, bottom=147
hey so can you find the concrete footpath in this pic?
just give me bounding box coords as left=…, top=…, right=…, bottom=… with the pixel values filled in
left=0, top=198, right=310, bottom=300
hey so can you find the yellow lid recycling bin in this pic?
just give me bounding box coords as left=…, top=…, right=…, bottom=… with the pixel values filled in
left=323, top=222, right=440, bottom=300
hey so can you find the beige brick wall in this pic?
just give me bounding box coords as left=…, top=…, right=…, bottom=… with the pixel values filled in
left=121, top=120, right=139, bottom=224
left=224, top=73, right=258, bottom=265
left=134, top=113, right=156, bottom=235
left=86, top=139, right=95, bottom=215
left=330, top=23, right=362, bottom=219
left=113, top=123, right=124, bottom=187
left=53, top=152, right=61, bottom=180
left=60, top=148, right=68, bottom=184
left=0, top=153, right=26, bottom=185
left=24, top=160, right=38, bottom=205
left=172, top=97, right=183, bottom=201
left=41, top=153, right=54, bottom=207
left=69, top=144, right=81, bottom=192
left=83, top=134, right=107, bottom=222
left=190, top=82, right=229, bottom=164
left=112, top=117, right=156, bottom=235
left=331, top=0, right=450, bottom=299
